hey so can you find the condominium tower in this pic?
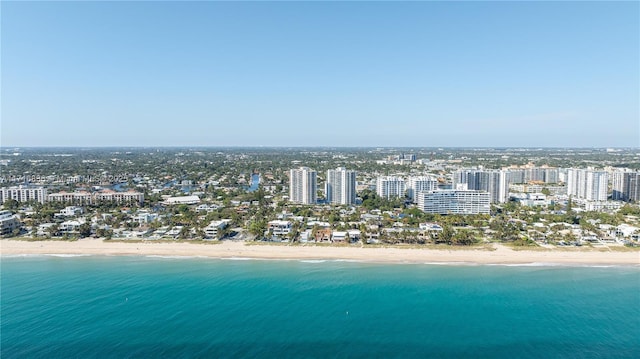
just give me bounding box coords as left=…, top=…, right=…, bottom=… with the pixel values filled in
left=417, top=190, right=491, bottom=215
left=612, top=170, right=640, bottom=202
left=452, top=169, right=508, bottom=203
left=289, top=167, right=317, bottom=204
left=326, top=167, right=356, bottom=205
left=0, top=185, right=48, bottom=204
left=406, top=176, right=438, bottom=203
left=376, top=176, right=406, bottom=199
left=566, top=169, right=608, bottom=201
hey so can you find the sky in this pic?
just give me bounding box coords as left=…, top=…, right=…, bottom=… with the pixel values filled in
left=1, top=1, right=638, bottom=148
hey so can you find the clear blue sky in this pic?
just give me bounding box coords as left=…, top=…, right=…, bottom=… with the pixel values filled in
left=2, top=1, right=638, bottom=147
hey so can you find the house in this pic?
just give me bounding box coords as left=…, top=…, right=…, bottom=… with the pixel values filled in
left=299, top=229, right=313, bottom=242
left=313, top=228, right=332, bottom=242
left=60, top=219, right=84, bottom=234
left=332, top=231, right=348, bottom=242
left=268, top=220, right=292, bottom=237
left=133, top=211, right=159, bottom=224
left=419, top=223, right=443, bottom=233
left=196, top=204, right=219, bottom=212
left=37, top=223, right=57, bottom=237
left=347, top=229, right=361, bottom=241
left=204, top=220, right=231, bottom=239
left=58, top=206, right=84, bottom=217
left=615, top=224, right=640, bottom=240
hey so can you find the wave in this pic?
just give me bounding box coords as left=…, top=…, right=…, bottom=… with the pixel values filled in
left=144, top=255, right=207, bottom=259
left=47, top=254, right=92, bottom=258
left=484, top=262, right=638, bottom=268
left=423, top=261, right=479, bottom=266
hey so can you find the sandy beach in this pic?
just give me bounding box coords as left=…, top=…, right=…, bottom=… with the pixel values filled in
left=1, top=239, right=638, bottom=265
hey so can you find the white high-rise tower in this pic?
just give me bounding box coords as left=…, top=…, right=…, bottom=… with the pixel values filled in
left=406, top=176, right=438, bottom=203
left=289, top=167, right=317, bottom=204
left=326, top=167, right=356, bottom=205
left=376, top=176, right=406, bottom=199
left=566, top=169, right=608, bottom=201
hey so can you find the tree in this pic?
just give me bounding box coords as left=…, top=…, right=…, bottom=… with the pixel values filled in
left=452, top=229, right=476, bottom=246
left=178, top=226, right=190, bottom=239
left=439, top=224, right=453, bottom=244
left=46, top=224, right=59, bottom=238
left=217, top=225, right=230, bottom=240
left=3, top=199, right=19, bottom=211
left=79, top=223, right=92, bottom=238
left=249, top=219, right=267, bottom=239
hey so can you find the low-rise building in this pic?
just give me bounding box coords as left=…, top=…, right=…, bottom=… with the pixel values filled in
left=204, top=219, right=231, bottom=238
left=512, top=193, right=549, bottom=207
left=60, top=219, right=84, bottom=234
left=0, top=210, right=20, bottom=236
left=417, top=190, right=490, bottom=215
left=164, top=195, right=200, bottom=205
left=0, top=185, right=48, bottom=204
left=268, top=220, right=292, bottom=237
left=47, top=190, right=143, bottom=205
left=58, top=206, right=84, bottom=217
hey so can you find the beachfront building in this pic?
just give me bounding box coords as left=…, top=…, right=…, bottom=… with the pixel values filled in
left=566, top=169, right=608, bottom=201
left=376, top=176, right=406, bottom=199
left=417, top=190, right=490, bottom=215
left=0, top=210, right=20, bottom=236
left=204, top=219, right=231, bottom=239
left=0, top=185, right=48, bottom=204
left=612, top=170, right=640, bottom=202
left=267, top=220, right=292, bottom=237
left=406, top=176, right=438, bottom=203
left=326, top=167, right=356, bottom=205
left=289, top=167, right=317, bottom=204
left=452, top=169, right=508, bottom=203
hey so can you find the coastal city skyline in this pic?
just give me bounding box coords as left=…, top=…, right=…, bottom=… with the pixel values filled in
left=2, top=1, right=639, bottom=148
left=2, top=3, right=639, bottom=358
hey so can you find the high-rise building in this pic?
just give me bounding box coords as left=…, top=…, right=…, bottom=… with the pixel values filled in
left=452, top=169, right=508, bottom=203
left=289, top=167, right=317, bottom=204
left=0, top=185, right=48, bottom=204
left=507, top=167, right=559, bottom=184
left=376, top=176, right=406, bottom=199
left=612, top=170, right=627, bottom=201
left=406, top=176, right=438, bottom=203
left=417, top=190, right=490, bottom=215
left=613, top=170, right=640, bottom=202
left=326, top=167, right=356, bottom=205
left=566, top=169, right=608, bottom=201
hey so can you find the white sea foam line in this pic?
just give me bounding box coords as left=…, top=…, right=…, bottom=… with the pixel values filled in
left=423, top=261, right=479, bottom=266
left=2, top=254, right=48, bottom=258
left=46, top=254, right=92, bottom=258
left=144, top=255, right=207, bottom=259
left=484, top=262, right=636, bottom=268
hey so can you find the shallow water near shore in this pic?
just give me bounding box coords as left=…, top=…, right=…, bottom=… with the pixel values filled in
left=2, top=256, right=639, bottom=358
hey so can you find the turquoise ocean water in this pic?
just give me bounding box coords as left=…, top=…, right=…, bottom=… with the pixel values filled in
left=2, top=256, right=639, bottom=358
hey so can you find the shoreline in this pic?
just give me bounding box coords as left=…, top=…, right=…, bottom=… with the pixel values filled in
left=1, top=239, right=638, bottom=266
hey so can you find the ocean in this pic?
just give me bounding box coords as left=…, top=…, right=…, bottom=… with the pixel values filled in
left=2, top=256, right=639, bottom=358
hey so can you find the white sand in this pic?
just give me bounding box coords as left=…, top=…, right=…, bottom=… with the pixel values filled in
left=2, top=239, right=638, bottom=265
